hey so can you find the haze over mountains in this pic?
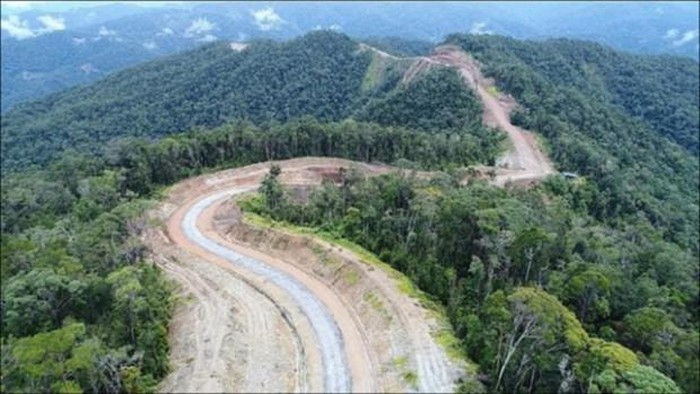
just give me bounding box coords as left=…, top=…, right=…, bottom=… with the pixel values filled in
left=2, top=1, right=699, bottom=111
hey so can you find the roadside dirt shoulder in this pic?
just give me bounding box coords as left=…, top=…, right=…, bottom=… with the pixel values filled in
left=214, top=200, right=472, bottom=392
left=148, top=158, right=480, bottom=393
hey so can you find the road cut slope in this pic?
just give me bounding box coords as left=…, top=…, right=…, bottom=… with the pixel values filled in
left=149, top=158, right=473, bottom=393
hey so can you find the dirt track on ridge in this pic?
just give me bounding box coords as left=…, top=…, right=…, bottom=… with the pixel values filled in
left=368, top=43, right=555, bottom=185
left=150, top=43, right=555, bottom=393
left=149, top=159, right=469, bottom=393
left=430, top=45, right=555, bottom=185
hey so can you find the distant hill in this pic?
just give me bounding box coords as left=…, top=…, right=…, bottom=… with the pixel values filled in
left=2, top=1, right=698, bottom=110
left=1, top=31, right=493, bottom=171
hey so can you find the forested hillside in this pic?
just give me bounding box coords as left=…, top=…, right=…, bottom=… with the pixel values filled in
left=1, top=31, right=499, bottom=172
left=450, top=36, right=699, bottom=155
left=246, top=167, right=696, bottom=393
left=446, top=34, right=699, bottom=254
left=1, top=29, right=698, bottom=393
left=1, top=32, right=366, bottom=169
left=0, top=118, right=501, bottom=392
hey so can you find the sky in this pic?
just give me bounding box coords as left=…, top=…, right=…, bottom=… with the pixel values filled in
left=0, top=1, right=188, bottom=14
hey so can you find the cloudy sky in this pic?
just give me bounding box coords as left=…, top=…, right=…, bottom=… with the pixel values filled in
left=0, top=1, right=186, bottom=14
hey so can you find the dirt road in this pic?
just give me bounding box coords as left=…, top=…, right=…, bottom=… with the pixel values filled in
left=428, top=45, right=555, bottom=184
left=151, top=43, right=556, bottom=393
left=185, top=189, right=353, bottom=392
left=150, top=158, right=470, bottom=393
left=362, top=42, right=554, bottom=185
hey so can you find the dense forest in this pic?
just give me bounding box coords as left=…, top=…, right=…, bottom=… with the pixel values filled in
left=1, top=32, right=370, bottom=170
left=2, top=1, right=697, bottom=112
left=0, top=118, right=502, bottom=392
left=1, top=30, right=698, bottom=393
left=448, top=35, right=699, bottom=155
left=245, top=165, right=696, bottom=393
left=445, top=34, right=699, bottom=255
left=1, top=31, right=496, bottom=172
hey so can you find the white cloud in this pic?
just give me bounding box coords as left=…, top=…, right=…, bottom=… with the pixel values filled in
left=469, top=21, right=493, bottom=35
left=98, top=26, right=117, bottom=36
left=663, top=29, right=679, bottom=39
left=37, top=15, right=64, bottom=32
left=251, top=7, right=283, bottom=31
left=313, top=24, right=342, bottom=32
left=72, top=37, right=86, bottom=45
left=197, top=34, right=217, bottom=42
left=184, top=17, right=215, bottom=37
left=1, top=14, right=62, bottom=39
left=157, top=27, right=173, bottom=36
left=142, top=40, right=157, bottom=50
left=672, top=29, right=699, bottom=47
left=1, top=14, right=35, bottom=39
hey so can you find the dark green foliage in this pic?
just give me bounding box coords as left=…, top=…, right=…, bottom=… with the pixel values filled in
left=1, top=171, right=172, bottom=392
left=358, top=67, right=484, bottom=132
left=245, top=169, right=697, bottom=393
left=450, top=35, right=699, bottom=155
left=360, top=37, right=435, bottom=57
left=0, top=116, right=502, bottom=392
left=2, top=31, right=497, bottom=176
left=2, top=30, right=697, bottom=393
left=1, top=31, right=373, bottom=170
left=446, top=34, right=699, bottom=254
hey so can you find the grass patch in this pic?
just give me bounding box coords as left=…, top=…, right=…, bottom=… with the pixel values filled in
left=435, top=327, right=467, bottom=361
left=344, top=268, right=360, bottom=286
left=393, top=355, right=409, bottom=369
left=310, top=243, right=340, bottom=268
left=363, top=291, right=384, bottom=312
left=401, top=370, right=418, bottom=389
left=361, top=52, right=384, bottom=92
left=486, top=85, right=500, bottom=96
left=534, top=132, right=553, bottom=158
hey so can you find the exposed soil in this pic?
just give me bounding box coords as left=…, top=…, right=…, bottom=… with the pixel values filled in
left=147, top=158, right=474, bottom=393
left=230, top=42, right=248, bottom=52
left=214, top=201, right=470, bottom=393
left=400, top=44, right=555, bottom=185
left=149, top=43, right=556, bottom=393
left=147, top=202, right=317, bottom=393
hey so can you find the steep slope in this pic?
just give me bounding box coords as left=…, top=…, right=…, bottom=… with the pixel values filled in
left=3, top=2, right=697, bottom=110
left=446, top=33, right=699, bottom=251
left=1, top=32, right=372, bottom=170
left=2, top=31, right=498, bottom=173
left=451, top=35, right=699, bottom=155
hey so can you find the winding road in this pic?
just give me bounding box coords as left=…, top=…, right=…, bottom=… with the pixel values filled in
left=152, top=45, right=554, bottom=393
left=151, top=159, right=466, bottom=393
left=184, top=188, right=351, bottom=392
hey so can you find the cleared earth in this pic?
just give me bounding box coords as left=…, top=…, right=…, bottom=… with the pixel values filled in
left=147, top=158, right=477, bottom=393
left=150, top=44, right=554, bottom=393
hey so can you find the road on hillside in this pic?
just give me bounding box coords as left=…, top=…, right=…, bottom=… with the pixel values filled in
left=184, top=189, right=352, bottom=393
left=366, top=43, right=555, bottom=185
left=153, top=45, right=556, bottom=394
left=152, top=158, right=465, bottom=393
left=432, top=46, right=555, bottom=184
